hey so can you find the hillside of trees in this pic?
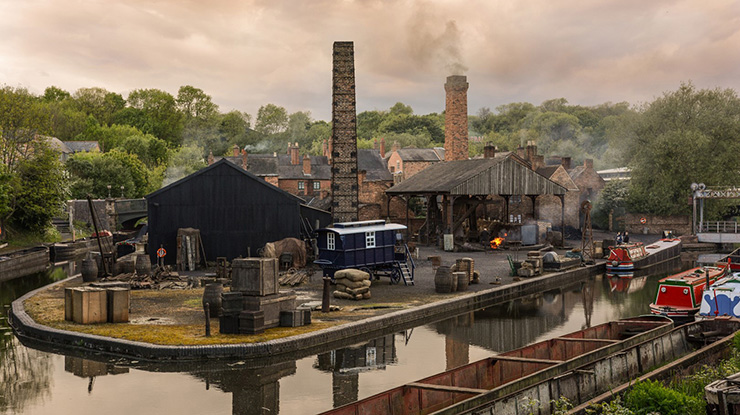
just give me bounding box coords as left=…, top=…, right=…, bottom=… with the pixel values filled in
left=1, top=82, right=739, bottom=238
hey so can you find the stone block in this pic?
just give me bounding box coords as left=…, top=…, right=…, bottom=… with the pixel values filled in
left=239, top=310, right=265, bottom=335
left=242, top=291, right=297, bottom=328
left=280, top=310, right=304, bottom=327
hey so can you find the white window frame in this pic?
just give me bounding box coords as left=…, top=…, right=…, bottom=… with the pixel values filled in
left=365, top=231, right=376, bottom=248
left=298, top=181, right=305, bottom=190
left=327, top=233, right=335, bottom=250
left=313, top=181, right=320, bottom=190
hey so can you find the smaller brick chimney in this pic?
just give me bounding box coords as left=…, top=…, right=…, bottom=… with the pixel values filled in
left=322, top=140, right=328, bottom=158
left=584, top=158, right=594, bottom=169
left=562, top=157, right=572, bottom=170
left=526, top=141, right=537, bottom=166
left=380, top=137, right=386, bottom=158
left=208, top=150, right=214, bottom=165
left=242, top=150, right=248, bottom=170
left=233, top=144, right=239, bottom=157
left=290, top=142, right=300, bottom=165
left=483, top=142, right=497, bottom=159
left=303, top=154, right=311, bottom=175
left=516, top=146, right=526, bottom=159
left=328, top=139, right=333, bottom=165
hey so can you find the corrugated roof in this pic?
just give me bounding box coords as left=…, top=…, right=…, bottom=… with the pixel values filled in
left=387, top=157, right=566, bottom=196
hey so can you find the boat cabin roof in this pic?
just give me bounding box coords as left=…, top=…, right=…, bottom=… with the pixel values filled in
left=662, top=266, right=725, bottom=284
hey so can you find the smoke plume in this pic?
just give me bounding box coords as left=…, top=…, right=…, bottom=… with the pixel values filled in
left=407, top=8, right=468, bottom=75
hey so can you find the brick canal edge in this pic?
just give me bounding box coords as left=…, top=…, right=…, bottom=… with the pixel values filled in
left=8, top=263, right=605, bottom=362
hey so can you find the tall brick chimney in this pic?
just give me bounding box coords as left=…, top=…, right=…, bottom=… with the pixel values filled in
left=379, top=137, right=386, bottom=158
left=303, top=154, right=311, bottom=175
left=290, top=142, right=300, bottom=165
left=330, top=41, right=359, bottom=223
left=444, top=75, right=469, bottom=161
left=526, top=141, right=537, bottom=165
left=483, top=142, right=497, bottom=159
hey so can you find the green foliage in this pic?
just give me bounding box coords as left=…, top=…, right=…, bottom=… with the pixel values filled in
left=10, top=143, right=67, bottom=232
left=627, top=83, right=740, bottom=216
left=624, top=379, right=703, bottom=415
left=122, top=88, right=184, bottom=145
left=176, top=85, right=218, bottom=121
left=551, top=396, right=574, bottom=414
left=585, top=395, right=635, bottom=415
left=66, top=149, right=151, bottom=199
left=593, top=180, right=630, bottom=229
left=162, top=145, right=207, bottom=186
left=0, top=86, right=51, bottom=173
left=71, top=87, right=125, bottom=126
left=255, top=103, right=288, bottom=135
left=670, top=349, right=740, bottom=401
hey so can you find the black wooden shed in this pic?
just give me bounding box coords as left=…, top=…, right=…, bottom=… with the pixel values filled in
left=145, top=159, right=331, bottom=264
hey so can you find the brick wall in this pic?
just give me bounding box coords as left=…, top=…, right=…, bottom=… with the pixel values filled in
left=625, top=213, right=691, bottom=235
left=444, top=75, right=469, bottom=161
left=402, top=161, right=435, bottom=180
left=331, top=41, right=359, bottom=222
left=278, top=179, right=332, bottom=197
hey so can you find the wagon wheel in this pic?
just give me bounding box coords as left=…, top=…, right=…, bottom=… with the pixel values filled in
left=390, top=267, right=402, bottom=285
left=360, top=267, right=376, bottom=280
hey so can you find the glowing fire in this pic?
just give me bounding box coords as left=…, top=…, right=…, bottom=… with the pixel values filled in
left=490, top=237, right=505, bottom=249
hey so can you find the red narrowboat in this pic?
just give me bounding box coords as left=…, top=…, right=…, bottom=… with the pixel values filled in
left=606, top=239, right=682, bottom=277
left=649, top=265, right=727, bottom=322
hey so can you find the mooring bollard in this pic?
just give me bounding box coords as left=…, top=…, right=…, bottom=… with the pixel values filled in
left=204, top=302, right=211, bottom=337
left=322, top=277, right=331, bottom=313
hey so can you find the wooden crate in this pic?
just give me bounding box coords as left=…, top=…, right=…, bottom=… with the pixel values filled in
left=72, top=287, right=107, bottom=324
left=106, top=287, right=130, bottom=323
left=231, top=258, right=278, bottom=296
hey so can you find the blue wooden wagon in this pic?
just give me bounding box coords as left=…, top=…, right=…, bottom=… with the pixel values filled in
left=314, top=220, right=415, bottom=285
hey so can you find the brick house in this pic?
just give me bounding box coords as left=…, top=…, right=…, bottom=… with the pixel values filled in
left=385, top=147, right=445, bottom=182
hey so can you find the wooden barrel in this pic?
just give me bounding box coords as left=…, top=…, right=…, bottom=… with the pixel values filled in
left=119, top=258, right=135, bottom=274
left=203, top=283, right=223, bottom=317
left=81, top=258, right=98, bottom=282
left=434, top=266, right=456, bottom=293
left=456, top=258, right=471, bottom=282
left=135, top=254, right=151, bottom=276
left=454, top=271, right=468, bottom=292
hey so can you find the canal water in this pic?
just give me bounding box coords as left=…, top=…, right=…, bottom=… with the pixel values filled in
left=1, top=262, right=679, bottom=415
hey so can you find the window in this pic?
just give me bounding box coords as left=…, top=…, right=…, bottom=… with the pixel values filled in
left=327, top=233, right=335, bottom=250
left=313, top=181, right=320, bottom=190
left=298, top=181, right=305, bottom=190
left=365, top=231, right=376, bottom=248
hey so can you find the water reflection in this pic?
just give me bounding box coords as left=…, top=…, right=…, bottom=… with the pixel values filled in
left=1, top=257, right=694, bottom=415
left=1, top=268, right=65, bottom=414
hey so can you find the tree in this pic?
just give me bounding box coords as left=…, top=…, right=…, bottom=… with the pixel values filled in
left=176, top=85, right=218, bottom=121
left=122, top=89, right=184, bottom=145
left=162, top=145, right=207, bottom=186
left=255, top=104, right=288, bottom=135
left=627, top=83, right=740, bottom=216
left=357, top=110, right=386, bottom=140
left=10, top=143, right=67, bottom=232
left=66, top=149, right=152, bottom=199
left=42, top=86, right=71, bottom=103
left=389, top=102, right=413, bottom=116
left=0, top=86, right=49, bottom=174
left=72, top=87, right=125, bottom=126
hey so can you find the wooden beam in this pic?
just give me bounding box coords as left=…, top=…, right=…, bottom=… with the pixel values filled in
left=452, top=198, right=484, bottom=233
left=555, top=337, right=619, bottom=344
left=490, top=355, right=562, bottom=365
left=406, top=383, right=488, bottom=395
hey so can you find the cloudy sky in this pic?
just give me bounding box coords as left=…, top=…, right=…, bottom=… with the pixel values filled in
left=1, top=0, right=739, bottom=121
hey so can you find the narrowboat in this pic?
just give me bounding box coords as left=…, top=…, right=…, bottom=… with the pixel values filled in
left=697, top=273, right=740, bottom=319
left=319, top=316, right=673, bottom=415
left=649, top=265, right=727, bottom=322
left=606, top=238, right=682, bottom=277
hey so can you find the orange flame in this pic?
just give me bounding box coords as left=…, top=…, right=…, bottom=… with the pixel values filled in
left=490, top=237, right=505, bottom=249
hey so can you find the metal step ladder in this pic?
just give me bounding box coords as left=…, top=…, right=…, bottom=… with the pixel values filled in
left=398, top=262, right=414, bottom=285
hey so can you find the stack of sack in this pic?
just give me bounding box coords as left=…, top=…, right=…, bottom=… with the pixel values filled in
left=333, top=269, right=372, bottom=300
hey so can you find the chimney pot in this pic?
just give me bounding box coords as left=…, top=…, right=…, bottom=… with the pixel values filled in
left=380, top=137, right=386, bottom=158
left=584, top=158, right=594, bottom=169
left=208, top=150, right=214, bottom=165
left=484, top=142, right=496, bottom=159
left=233, top=144, right=239, bottom=157
left=242, top=151, right=248, bottom=170
left=562, top=157, right=572, bottom=170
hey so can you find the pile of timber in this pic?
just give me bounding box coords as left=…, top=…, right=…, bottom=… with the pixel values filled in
left=278, top=268, right=311, bottom=286
left=101, top=266, right=189, bottom=290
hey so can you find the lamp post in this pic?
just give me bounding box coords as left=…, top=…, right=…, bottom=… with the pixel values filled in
left=107, top=185, right=112, bottom=199
left=120, top=185, right=124, bottom=198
